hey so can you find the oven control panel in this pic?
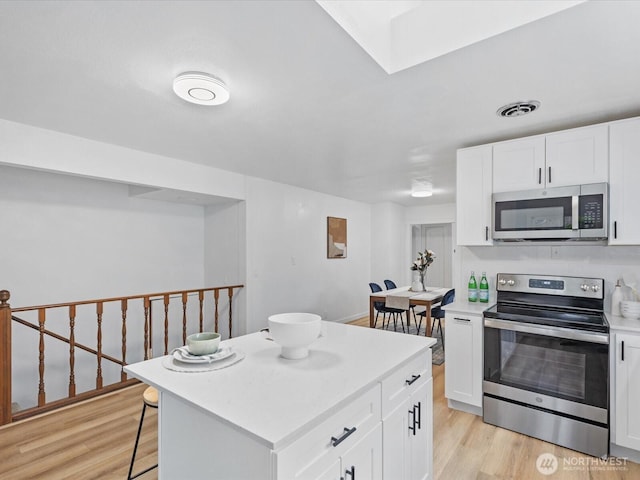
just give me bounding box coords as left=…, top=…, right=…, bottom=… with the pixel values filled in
left=496, top=273, right=604, bottom=299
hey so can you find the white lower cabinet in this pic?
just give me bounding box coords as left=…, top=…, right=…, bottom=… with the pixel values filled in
left=298, top=423, right=382, bottom=480
left=382, top=352, right=433, bottom=480
left=614, top=332, right=640, bottom=451
left=444, top=311, right=483, bottom=412
left=277, top=351, right=434, bottom=480
left=276, top=383, right=382, bottom=480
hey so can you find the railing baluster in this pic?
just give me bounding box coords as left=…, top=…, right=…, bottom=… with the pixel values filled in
left=7, top=284, right=242, bottom=421
left=214, top=289, right=220, bottom=334
left=38, top=308, right=46, bottom=407
left=228, top=287, right=234, bottom=338
left=68, top=305, right=76, bottom=397
left=182, top=292, right=188, bottom=344
left=121, top=299, right=127, bottom=382
left=198, top=290, right=204, bottom=332
left=0, top=290, right=12, bottom=425
left=143, top=297, right=150, bottom=360
left=164, top=294, right=170, bottom=355
left=96, top=302, right=103, bottom=389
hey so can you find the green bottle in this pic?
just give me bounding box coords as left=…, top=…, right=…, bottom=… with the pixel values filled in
left=479, top=272, right=489, bottom=303
left=468, top=271, right=478, bottom=302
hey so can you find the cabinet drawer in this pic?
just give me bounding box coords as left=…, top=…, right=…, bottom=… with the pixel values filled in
left=275, top=383, right=381, bottom=479
left=381, top=350, right=431, bottom=418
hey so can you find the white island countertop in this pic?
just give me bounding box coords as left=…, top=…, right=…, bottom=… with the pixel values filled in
left=125, top=321, right=436, bottom=451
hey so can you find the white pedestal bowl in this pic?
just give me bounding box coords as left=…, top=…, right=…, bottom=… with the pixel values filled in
left=268, top=313, right=321, bottom=359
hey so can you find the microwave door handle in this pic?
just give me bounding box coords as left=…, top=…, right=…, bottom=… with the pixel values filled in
left=572, top=195, right=579, bottom=230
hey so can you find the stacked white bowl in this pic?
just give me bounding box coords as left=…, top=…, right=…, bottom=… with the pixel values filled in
left=621, top=300, right=640, bottom=319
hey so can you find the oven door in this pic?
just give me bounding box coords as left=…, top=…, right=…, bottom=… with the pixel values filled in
left=484, top=318, right=608, bottom=422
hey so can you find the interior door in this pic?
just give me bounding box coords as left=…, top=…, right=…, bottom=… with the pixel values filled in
left=411, top=224, right=452, bottom=288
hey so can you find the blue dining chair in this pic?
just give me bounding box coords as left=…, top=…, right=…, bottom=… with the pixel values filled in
left=417, top=288, right=455, bottom=344
left=369, top=282, right=405, bottom=331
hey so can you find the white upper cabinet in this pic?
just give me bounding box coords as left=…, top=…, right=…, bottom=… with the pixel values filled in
left=493, top=124, right=608, bottom=193
left=609, top=117, right=640, bottom=244
left=492, top=136, right=545, bottom=192
left=545, top=124, right=608, bottom=187
left=456, top=145, right=493, bottom=246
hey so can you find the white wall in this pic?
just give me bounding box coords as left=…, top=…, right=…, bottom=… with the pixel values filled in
left=0, top=166, right=206, bottom=305
left=0, top=166, right=207, bottom=408
left=204, top=200, right=247, bottom=336
left=370, top=202, right=406, bottom=288
left=244, top=177, right=372, bottom=333
left=456, top=244, right=640, bottom=310
left=0, top=120, right=377, bottom=407
left=0, top=118, right=246, bottom=200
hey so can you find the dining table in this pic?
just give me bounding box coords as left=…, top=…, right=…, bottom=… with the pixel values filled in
left=369, top=286, right=450, bottom=336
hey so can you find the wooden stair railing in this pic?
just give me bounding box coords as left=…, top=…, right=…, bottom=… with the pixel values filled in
left=0, top=285, right=243, bottom=426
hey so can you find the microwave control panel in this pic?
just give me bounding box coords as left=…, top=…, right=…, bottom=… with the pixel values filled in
left=579, top=194, right=604, bottom=229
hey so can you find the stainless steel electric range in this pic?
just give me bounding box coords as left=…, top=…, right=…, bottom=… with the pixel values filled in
left=483, top=273, right=609, bottom=458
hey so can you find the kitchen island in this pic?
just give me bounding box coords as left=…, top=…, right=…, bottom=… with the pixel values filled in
left=125, top=321, right=436, bottom=480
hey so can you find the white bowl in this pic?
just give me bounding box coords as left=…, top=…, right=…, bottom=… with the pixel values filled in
left=268, top=313, right=321, bottom=359
left=186, top=332, right=221, bottom=355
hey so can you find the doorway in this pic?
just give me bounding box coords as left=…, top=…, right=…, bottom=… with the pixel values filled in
left=411, top=223, right=452, bottom=288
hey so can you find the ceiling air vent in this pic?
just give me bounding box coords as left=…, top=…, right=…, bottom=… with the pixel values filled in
left=496, top=100, right=540, bottom=118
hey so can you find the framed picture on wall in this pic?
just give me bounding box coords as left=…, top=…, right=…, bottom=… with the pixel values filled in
left=327, top=216, right=347, bottom=258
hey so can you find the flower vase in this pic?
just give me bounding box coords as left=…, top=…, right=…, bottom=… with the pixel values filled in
left=419, top=271, right=426, bottom=291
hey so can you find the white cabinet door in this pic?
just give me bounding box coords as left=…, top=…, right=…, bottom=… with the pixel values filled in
left=493, top=125, right=608, bottom=193
left=545, top=124, right=608, bottom=187
left=456, top=145, right=493, bottom=246
left=341, top=423, right=382, bottom=480
left=444, top=312, right=483, bottom=407
left=382, top=379, right=432, bottom=480
left=382, top=401, right=409, bottom=479
left=609, top=118, right=640, bottom=244
left=299, top=457, right=341, bottom=480
left=492, top=136, right=545, bottom=192
left=407, top=380, right=433, bottom=480
left=615, top=333, right=640, bottom=451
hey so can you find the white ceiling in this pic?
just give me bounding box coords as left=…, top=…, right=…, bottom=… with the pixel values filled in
left=1, top=1, right=640, bottom=207
left=316, top=0, right=584, bottom=74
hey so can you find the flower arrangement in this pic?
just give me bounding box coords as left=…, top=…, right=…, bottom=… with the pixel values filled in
left=411, top=249, right=435, bottom=291
left=411, top=249, right=436, bottom=273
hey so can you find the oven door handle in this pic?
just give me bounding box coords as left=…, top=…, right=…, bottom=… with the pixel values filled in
left=484, top=318, right=609, bottom=344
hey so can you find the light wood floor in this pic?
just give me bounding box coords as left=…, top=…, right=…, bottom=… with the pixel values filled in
left=0, top=318, right=637, bottom=479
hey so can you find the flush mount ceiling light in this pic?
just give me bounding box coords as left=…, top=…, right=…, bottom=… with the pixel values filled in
left=173, top=72, right=230, bottom=106
left=411, top=179, right=433, bottom=198
left=496, top=100, right=541, bottom=118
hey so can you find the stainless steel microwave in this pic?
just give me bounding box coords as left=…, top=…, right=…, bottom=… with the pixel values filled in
left=492, top=183, right=608, bottom=241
